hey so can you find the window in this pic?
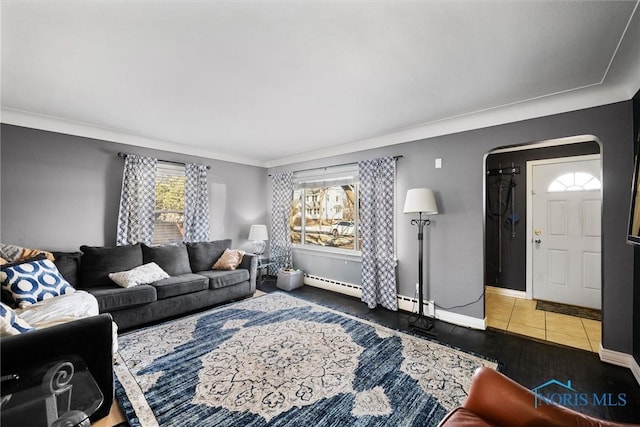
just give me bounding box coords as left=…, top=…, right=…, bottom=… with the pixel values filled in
left=290, top=168, right=361, bottom=252
left=548, top=172, right=601, bottom=192
left=152, top=163, right=186, bottom=244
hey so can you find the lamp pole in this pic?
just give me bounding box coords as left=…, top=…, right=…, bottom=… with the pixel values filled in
left=409, top=212, right=435, bottom=335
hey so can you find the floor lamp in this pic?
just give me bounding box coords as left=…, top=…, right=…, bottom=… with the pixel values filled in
left=403, top=188, right=439, bottom=335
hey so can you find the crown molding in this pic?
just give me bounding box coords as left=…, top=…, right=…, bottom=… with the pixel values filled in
left=265, top=82, right=631, bottom=168
left=2, top=79, right=634, bottom=171
left=0, top=108, right=265, bottom=168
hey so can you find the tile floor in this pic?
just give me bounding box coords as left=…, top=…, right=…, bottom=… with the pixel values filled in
left=485, top=291, right=601, bottom=352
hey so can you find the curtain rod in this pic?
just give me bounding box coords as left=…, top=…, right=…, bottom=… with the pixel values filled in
left=117, top=152, right=211, bottom=170
left=267, top=155, right=403, bottom=177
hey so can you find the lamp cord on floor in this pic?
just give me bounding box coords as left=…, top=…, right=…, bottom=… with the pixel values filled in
left=433, top=291, right=486, bottom=310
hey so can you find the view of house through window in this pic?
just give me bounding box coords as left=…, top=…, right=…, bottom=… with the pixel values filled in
left=152, top=163, right=186, bottom=244
left=290, top=171, right=361, bottom=251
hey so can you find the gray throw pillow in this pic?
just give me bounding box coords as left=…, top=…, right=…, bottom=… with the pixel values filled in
left=52, top=251, right=83, bottom=287
left=79, top=244, right=143, bottom=288
left=186, top=240, right=231, bottom=273
left=141, top=243, right=192, bottom=276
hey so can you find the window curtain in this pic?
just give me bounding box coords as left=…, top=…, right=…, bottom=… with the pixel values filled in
left=358, top=157, right=397, bottom=310
left=116, top=154, right=158, bottom=246
left=270, top=171, right=294, bottom=275
left=184, top=163, right=210, bottom=242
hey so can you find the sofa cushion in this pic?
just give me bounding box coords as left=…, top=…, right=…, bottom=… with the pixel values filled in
left=151, top=273, right=209, bottom=299
left=52, top=251, right=82, bottom=287
left=186, top=240, right=231, bottom=273
left=0, top=301, right=34, bottom=336
left=1, top=257, right=75, bottom=308
left=79, top=244, right=143, bottom=288
left=86, top=285, right=157, bottom=312
left=197, top=269, right=250, bottom=290
left=141, top=243, right=192, bottom=276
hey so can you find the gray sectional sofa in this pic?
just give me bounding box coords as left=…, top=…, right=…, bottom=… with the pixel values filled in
left=55, top=239, right=257, bottom=330
left=0, top=239, right=255, bottom=424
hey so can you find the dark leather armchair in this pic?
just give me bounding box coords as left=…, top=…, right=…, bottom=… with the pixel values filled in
left=439, top=367, right=637, bottom=427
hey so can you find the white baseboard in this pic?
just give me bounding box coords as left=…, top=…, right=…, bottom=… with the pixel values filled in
left=436, top=311, right=487, bottom=330
left=304, top=275, right=485, bottom=330
left=304, top=275, right=362, bottom=299
left=598, top=344, right=633, bottom=367
left=397, top=294, right=435, bottom=317
left=599, top=344, right=640, bottom=386
left=485, top=285, right=527, bottom=299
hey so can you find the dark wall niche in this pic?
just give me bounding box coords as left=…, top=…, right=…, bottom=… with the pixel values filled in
left=485, top=141, right=600, bottom=291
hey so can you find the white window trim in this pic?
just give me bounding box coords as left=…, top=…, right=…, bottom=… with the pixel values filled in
left=292, top=244, right=362, bottom=261
left=292, top=164, right=361, bottom=255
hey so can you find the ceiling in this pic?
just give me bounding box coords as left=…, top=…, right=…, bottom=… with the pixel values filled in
left=2, top=1, right=639, bottom=168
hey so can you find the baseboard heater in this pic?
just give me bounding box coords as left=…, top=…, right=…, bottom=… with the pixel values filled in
left=304, top=274, right=435, bottom=317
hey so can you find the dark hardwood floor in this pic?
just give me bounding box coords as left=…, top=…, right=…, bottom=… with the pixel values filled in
left=258, top=280, right=640, bottom=423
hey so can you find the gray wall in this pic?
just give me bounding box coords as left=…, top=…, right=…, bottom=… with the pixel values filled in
left=0, top=124, right=268, bottom=253
left=268, top=101, right=635, bottom=354
left=1, top=99, right=635, bottom=354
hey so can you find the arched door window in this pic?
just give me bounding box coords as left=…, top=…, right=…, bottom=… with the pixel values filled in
left=547, top=172, right=601, bottom=192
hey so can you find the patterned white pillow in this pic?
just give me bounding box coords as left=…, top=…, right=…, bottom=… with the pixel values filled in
left=1, top=258, right=75, bottom=308
left=108, top=262, right=170, bottom=288
left=0, top=301, right=34, bottom=336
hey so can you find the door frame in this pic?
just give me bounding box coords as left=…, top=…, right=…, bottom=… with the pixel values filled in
left=525, top=153, right=603, bottom=301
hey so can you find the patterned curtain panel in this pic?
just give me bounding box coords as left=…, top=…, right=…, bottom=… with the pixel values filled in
left=116, top=154, right=158, bottom=246
left=359, top=157, right=397, bottom=310
left=269, top=172, right=294, bottom=275
left=184, top=163, right=210, bottom=242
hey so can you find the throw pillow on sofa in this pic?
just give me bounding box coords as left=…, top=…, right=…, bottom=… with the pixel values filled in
left=212, top=249, right=245, bottom=270
left=108, top=262, right=170, bottom=288
left=79, top=244, right=143, bottom=287
left=186, top=239, right=231, bottom=273
left=0, top=243, right=55, bottom=263
left=141, top=243, right=192, bottom=276
left=1, top=255, right=75, bottom=308
left=52, top=251, right=83, bottom=287
left=0, top=301, right=34, bottom=336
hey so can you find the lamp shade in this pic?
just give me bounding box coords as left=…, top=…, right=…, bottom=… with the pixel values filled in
left=403, top=188, right=438, bottom=214
left=248, top=224, right=269, bottom=241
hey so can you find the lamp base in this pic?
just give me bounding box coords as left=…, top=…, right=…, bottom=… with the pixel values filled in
left=252, top=240, right=266, bottom=255
left=408, top=314, right=437, bottom=337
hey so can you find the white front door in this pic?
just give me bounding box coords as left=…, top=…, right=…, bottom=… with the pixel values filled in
left=529, top=155, right=602, bottom=309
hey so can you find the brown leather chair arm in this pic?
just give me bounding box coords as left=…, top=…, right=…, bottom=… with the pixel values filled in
left=461, top=367, right=635, bottom=427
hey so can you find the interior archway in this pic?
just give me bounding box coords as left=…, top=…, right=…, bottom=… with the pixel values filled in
left=483, top=135, right=602, bottom=352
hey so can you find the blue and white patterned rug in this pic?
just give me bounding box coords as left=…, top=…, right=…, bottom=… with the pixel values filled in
left=114, top=293, right=497, bottom=426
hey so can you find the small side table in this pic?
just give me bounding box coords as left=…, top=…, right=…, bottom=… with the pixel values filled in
left=256, top=256, right=286, bottom=288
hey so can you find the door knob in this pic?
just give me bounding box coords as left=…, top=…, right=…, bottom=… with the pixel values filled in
left=534, top=239, right=542, bottom=244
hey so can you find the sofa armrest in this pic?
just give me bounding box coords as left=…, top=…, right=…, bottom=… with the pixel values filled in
left=240, top=253, right=258, bottom=292
left=0, top=314, right=114, bottom=422
left=460, top=367, right=629, bottom=427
